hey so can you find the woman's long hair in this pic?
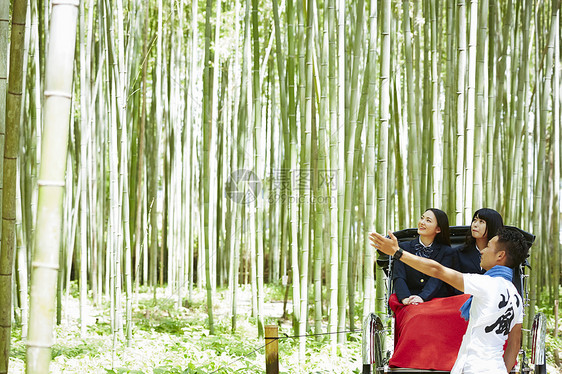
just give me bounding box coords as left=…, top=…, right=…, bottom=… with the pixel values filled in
left=426, top=208, right=451, bottom=246
left=463, top=208, right=504, bottom=251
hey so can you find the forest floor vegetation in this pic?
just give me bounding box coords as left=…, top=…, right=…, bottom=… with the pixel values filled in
left=8, top=284, right=362, bottom=373
left=7, top=284, right=561, bottom=373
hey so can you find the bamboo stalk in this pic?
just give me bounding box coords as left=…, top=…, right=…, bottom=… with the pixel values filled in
left=455, top=0, right=466, bottom=225
left=0, top=0, right=28, bottom=371
left=473, top=0, right=488, bottom=209
left=464, top=0, right=477, bottom=220
left=285, top=0, right=302, bottom=342
left=421, top=0, right=430, bottom=210
left=403, top=0, right=419, bottom=216
left=375, top=0, right=390, bottom=322
left=250, top=0, right=265, bottom=338
left=551, top=0, right=560, bottom=308
left=15, top=181, right=27, bottom=338
left=363, top=0, right=377, bottom=320
left=508, top=0, right=531, bottom=219
left=430, top=0, right=439, bottom=207
left=26, top=1, right=79, bottom=372
left=326, top=0, right=339, bottom=351
left=0, top=0, right=10, bottom=192
left=134, top=0, right=149, bottom=304
left=527, top=0, right=556, bottom=348
left=485, top=0, right=496, bottom=205
left=201, top=0, right=215, bottom=334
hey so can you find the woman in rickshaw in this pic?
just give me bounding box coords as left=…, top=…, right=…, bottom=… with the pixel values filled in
left=454, top=208, right=504, bottom=275
left=455, top=208, right=525, bottom=296
left=393, top=208, right=456, bottom=305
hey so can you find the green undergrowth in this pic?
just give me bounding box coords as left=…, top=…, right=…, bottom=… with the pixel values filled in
left=8, top=284, right=560, bottom=373
left=9, top=286, right=362, bottom=374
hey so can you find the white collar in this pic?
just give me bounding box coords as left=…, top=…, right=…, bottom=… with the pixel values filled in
left=418, top=237, right=433, bottom=248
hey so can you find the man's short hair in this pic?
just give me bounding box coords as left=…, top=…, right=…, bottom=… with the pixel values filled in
left=495, top=227, right=529, bottom=268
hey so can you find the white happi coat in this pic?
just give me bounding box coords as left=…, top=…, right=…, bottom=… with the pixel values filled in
left=451, top=273, right=523, bottom=374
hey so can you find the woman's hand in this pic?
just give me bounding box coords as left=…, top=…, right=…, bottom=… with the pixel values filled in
left=408, top=295, right=424, bottom=305
left=401, top=295, right=423, bottom=305
left=402, top=295, right=424, bottom=305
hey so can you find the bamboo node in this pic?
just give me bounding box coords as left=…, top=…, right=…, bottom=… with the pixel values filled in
left=31, top=261, right=60, bottom=270
left=44, top=90, right=72, bottom=99
left=37, top=179, right=66, bottom=187
left=26, top=341, right=53, bottom=349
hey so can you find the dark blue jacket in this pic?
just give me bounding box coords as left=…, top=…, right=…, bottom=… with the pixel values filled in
left=453, top=243, right=485, bottom=275
left=393, top=239, right=456, bottom=302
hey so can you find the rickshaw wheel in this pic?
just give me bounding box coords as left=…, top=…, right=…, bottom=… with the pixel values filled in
left=362, top=313, right=387, bottom=374
left=531, top=313, right=547, bottom=374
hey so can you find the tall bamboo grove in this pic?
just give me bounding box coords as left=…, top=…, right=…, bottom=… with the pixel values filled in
left=0, top=0, right=559, bottom=370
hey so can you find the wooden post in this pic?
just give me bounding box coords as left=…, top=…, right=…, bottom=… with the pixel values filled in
left=265, top=325, right=279, bottom=374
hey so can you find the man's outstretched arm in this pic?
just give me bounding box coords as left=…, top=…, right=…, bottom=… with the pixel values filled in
left=369, top=231, right=465, bottom=293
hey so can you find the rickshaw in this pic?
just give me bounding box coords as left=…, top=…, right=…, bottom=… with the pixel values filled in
left=362, top=226, right=548, bottom=374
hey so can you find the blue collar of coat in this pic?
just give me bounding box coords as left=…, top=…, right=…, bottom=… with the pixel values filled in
left=484, top=265, right=513, bottom=281
left=459, top=265, right=513, bottom=320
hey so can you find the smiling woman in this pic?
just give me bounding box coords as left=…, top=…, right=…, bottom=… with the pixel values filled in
left=392, top=208, right=456, bottom=305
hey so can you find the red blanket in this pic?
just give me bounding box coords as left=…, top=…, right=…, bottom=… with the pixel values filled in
left=388, top=293, right=470, bottom=371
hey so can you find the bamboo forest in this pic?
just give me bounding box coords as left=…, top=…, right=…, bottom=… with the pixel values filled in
left=0, top=0, right=561, bottom=372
